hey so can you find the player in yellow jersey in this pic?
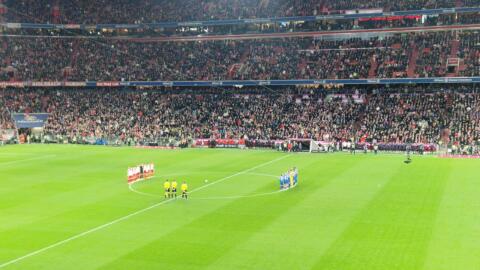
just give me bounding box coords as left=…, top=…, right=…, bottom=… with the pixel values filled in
left=171, top=180, right=178, bottom=198
left=164, top=180, right=171, bottom=199
left=181, top=181, right=188, bottom=199
left=289, top=169, right=294, bottom=187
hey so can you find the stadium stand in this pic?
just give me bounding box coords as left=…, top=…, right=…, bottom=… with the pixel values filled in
left=2, top=2, right=480, bottom=268
left=1, top=31, right=479, bottom=81
left=2, top=12, right=480, bottom=37
left=1, top=87, right=479, bottom=148
left=0, top=0, right=479, bottom=154
left=1, top=0, right=479, bottom=24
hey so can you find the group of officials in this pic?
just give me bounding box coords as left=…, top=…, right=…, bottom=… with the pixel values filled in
left=163, top=180, right=188, bottom=199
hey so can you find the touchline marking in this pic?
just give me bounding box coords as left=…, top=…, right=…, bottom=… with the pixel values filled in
left=0, top=154, right=290, bottom=268
left=0, top=155, right=56, bottom=167
left=0, top=153, right=36, bottom=156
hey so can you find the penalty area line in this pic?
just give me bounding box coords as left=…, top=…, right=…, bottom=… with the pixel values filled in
left=0, top=154, right=290, bottom=269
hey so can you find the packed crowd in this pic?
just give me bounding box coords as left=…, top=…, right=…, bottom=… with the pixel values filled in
left=1, top=31, right=478, bottom=82
left=0, top=95, right=13, bottom=129
left=1, top=0, right=479, bottom=24
left=2, top=11, right=479, bottom=38
left=293, top=13, right=480, bottom=34
left=414, top=32, right=454, bottom=78
left=1, top=86, right=479, bottom=147
left=459, top=31, right=480, bottom=77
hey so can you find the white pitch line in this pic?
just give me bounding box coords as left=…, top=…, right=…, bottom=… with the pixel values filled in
left=128, top=172, right=283, bottom=199
left=0, top=154, right=290, bottom=269
left=0, top=155, right=57, bottom=168
left=0, top=153, right=36, bottom=156
left=191, top=187, right=291, bottom=200
left=128, top=183, right=159, bottom=198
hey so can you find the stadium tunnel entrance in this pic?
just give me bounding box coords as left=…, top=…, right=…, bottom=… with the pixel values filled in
left=11, top=113, right=50, bottom=144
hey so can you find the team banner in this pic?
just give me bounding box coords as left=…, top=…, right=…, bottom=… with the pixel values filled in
left=12, top=113, right=49, bottom=128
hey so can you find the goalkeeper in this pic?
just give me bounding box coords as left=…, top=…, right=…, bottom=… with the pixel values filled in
left=289, top=169, right=295, bottom=187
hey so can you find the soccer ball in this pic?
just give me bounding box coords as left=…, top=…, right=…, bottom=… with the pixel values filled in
left=204, top=179, right=208, bottom=183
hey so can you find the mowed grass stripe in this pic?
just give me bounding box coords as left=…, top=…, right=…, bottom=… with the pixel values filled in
left=0, top=147, right=267, bottom=227
left=0, top=147, right=240, bottom=205
left=6, top=155, right=292, bottom=270
left=94, top=156, right=327, bottom=269
left=0, top=155, right=57, bottom=167
left=0, top=147, right=117, bottom=194
left=310, top=157, right=452, bottom=270
left=1, top=145, right=478, bottom=270
left=0, top=147, right=265, bottom=225
left=422, top=159, right=480, bottom=270
left=0, top=147, right=170, bottom=228
left=9, top=178, right=281, bottom=270
left=205, top=154, right=404, bottom=270
left=0, top=148, right=288, bottom=269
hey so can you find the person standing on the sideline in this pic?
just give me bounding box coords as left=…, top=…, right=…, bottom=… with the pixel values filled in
left=181, top=181, right=188, bottom=199
left=171, top=179, right=178, bottom=198
left=164, top=179, right=171, bottom=199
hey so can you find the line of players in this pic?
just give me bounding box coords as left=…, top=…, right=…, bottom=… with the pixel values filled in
left=127, top=163, right=155, bottom=183
left=163, top=180, right=188, bottom=199
left=280, top=167, right=298, bottom=190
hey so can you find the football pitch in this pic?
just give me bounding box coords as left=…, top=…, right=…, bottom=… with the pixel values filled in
left=0, top=145, right=479, bottom=270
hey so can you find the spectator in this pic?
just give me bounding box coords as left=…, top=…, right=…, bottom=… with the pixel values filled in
left=1, top=86, right=479, bottom=147
left=0, top=31, right=477, bottom=82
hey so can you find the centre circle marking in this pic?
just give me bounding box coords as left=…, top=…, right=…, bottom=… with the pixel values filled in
left=128, top=171, right=289, bottom=199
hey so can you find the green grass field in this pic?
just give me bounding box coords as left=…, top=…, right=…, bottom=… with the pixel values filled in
left=0, top=145, right=479, bottom=270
